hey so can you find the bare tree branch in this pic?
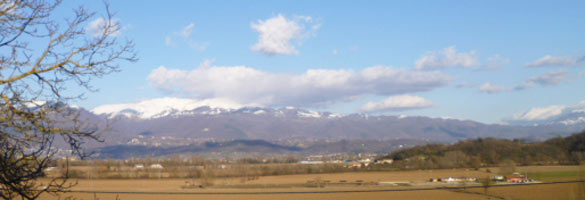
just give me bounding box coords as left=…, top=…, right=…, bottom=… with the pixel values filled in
left=0, top=0, right=136, bottom=199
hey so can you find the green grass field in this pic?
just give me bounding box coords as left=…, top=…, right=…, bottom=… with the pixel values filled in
left=527, top=171, right=582, bottom=182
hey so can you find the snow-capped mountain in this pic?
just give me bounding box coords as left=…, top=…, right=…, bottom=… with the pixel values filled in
left=90, top=97, right=343, bottom=119
left=507, top=101, right=585, bottom=126
left=91, top=98, right=252, bottom=119
left=79, top=97, right=585, bottom=155
left=90, top=98, right=585, bottom=127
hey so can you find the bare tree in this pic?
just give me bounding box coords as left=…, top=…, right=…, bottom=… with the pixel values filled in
left=481, top=175, right=493, bottom=199
left=0, top=0, right=136, bottom=199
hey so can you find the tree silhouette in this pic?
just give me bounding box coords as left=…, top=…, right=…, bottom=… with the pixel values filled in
left=0, top=0, right=136, bottom=199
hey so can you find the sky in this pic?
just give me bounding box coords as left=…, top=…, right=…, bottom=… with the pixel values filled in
left=55, top=0, right=585, bottom=124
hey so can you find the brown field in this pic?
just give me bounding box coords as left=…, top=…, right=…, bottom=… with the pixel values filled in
left=232, top=168, right=489, bottom=185
left=38, top=165, right=583, bottom=200
left=490, top=165, right=582, bottom=174
left=469, top=183, right=585, bottom=200
left=41, top=190, right=487, bottom=200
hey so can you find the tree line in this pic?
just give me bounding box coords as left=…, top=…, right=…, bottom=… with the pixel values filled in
left=381, top=130, right=585, bottom=169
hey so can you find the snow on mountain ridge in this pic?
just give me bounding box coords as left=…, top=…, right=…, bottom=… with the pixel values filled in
left=560, top=117, right=585, bottom=125
left=91, top=98, right=253, bottom=119
left=507, top=101, right=585, bottom=126
left=297, top=110, right=322, bottom=118
left=90, top=97, right=347, bottom=120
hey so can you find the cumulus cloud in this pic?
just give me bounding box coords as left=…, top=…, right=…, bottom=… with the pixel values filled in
left=479, top=83, right=510, bottom=94
left=359, top=95, right=434, bottom=113
left=515, top=70, right=570, bottom=90
left=251, top=14, right=319, bottom=55
left=148, top=64, right=451, bottom=107
left=526, top=55, right=585, bottom=67
left=415, top=46, right=479, bottom=70
left=86, top=17, right=121, bottom=37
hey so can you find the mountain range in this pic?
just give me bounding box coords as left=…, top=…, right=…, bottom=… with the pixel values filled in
left=69, top=98, right=585, bottom=158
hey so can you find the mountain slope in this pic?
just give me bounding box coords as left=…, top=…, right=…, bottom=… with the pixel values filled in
left=379, top=130, right=585, bottom=167
left=63, top=97, right=585, bottom=159
left=82, top=106, right=585, bottom=148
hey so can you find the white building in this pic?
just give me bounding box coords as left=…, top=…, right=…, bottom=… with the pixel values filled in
left=375, top=159, right=393, bottom=164
left=299, top=160, right=324, bottom=165
left=150, top=164, right=164, bottom=169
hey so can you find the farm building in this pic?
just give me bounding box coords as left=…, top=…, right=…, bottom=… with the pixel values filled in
left=438, top=177, right=477, bottom=183
left=299, top=160, right=324, bottom=165
left=492, top=176, right=505, bottom=181
left=507, top=177, right=532, bottom=183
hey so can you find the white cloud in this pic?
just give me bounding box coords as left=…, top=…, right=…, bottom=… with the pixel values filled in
left=332, top=49, right=338, bottom=55
left=526, top=55, right=585, bottom=67
left=477, top=70, right=575, bottom=92
left=148, top=64, right=451, bottom=107
left=479, top=83, right=510, bottom=94
left=515, top=70, right=570, bottom=90
left=86, top=17, right=121, bottom=38
left=198, top=58, right=215, bottom=68
left=572, top=101, right=585, bottom=113
left=512, top=105, right=566, bottom=121
left=180, top=23, right=195, bottom=38
left=475, top=70, right=572, bottom=93
left=251, top=14, right=319, bottom=55
left=166, top=23, right=209, bottom=50
left=481, top=54, right=510, bottom=70
left=359, top=95, right=434, bottom=113
left=415, top=46, right=479, bottom=70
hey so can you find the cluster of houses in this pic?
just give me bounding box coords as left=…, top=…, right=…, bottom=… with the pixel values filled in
left=506, top=177, right=532, bottom=183
left=493, top=173, right=534, bottom=183
left=297, top=154, right=394, bottom=169
left=428, top=173, right=534, bottom=184
left=348, top=158, right=394, bottom=168
left=429, top=177, right=478, bottom=183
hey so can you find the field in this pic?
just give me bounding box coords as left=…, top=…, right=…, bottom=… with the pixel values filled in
left=37, top=165, right=584, bottom=200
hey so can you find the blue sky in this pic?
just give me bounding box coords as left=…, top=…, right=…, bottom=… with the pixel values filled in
left=59, top=0, right=585, bottom=124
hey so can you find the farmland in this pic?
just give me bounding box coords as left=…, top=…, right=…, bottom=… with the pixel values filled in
left=38, top=165, right=584, bottom=200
